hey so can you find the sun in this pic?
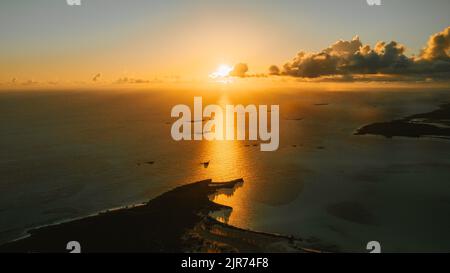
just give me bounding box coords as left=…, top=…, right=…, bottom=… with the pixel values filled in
left=209, top=64, right=233, bottom=79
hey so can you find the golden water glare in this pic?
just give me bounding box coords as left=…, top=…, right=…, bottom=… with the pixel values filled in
left=198, top=93, right=256, bottom=225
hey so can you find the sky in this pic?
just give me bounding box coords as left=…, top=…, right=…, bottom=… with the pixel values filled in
left=0, top=0, right=449, bottom=85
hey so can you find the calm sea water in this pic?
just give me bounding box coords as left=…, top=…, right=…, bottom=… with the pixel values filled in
left=1, top=87, right=450, bottom=252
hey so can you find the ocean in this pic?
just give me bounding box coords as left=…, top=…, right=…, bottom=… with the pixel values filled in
left=1, top=86, right=449, bottom=252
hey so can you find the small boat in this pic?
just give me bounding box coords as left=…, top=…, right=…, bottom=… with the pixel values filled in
left=201, top=161, right=210, bottom=168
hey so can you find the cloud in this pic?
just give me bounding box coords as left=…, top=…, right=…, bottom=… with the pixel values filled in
left=22, top=80, right=39, bottom=86
left=325, top=36, right=363, bottom=56
left=229, top=63, right=249, bottom=77
left=419, top=26, right=450, bottom=61
left=283, top=51, right=340, bottom=78
left=274, top=26, right=450, bottom=80
left=114, top=77, right=151, bottom=84
left=92, top=73, right=101, bottom=82
left=346, top=41, right=413, bottom=74
left=268, top=65, right=281, bottom=75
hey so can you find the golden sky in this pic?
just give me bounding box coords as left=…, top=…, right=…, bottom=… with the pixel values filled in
left=0, top=1, right=449, bottom=88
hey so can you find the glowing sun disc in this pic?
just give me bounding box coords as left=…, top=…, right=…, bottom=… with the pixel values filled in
left=209, top=64, right=233, bottom=79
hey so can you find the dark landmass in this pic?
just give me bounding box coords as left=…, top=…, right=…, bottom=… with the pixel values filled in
left=136, top=161, right=155, bottom=166
left=201, top=161, right=210, bottom=168
left=355, top=103, right=450, bottom=139
left=0, top=179, right=330, bottom=253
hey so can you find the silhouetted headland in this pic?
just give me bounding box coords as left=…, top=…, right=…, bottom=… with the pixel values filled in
left=0, top=179, right=330, bottom=253
left=355, top=103, right=450, bottom=139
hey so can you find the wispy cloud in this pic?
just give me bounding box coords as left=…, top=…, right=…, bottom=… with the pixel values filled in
left=92, top=73, right=102, bottom=82
left=114, top=77, right=159, bottom=84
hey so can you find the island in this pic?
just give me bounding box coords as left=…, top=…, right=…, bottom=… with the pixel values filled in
left=0, top=179, right=331, bottom=253
left=355, top=103, right=450, bottom=139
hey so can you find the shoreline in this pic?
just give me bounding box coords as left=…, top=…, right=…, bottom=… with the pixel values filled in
left=0, top=179, right=332, bottom=253
left=355, top=103, right=450, bottom=139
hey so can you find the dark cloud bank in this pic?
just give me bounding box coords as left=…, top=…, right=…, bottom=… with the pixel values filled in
left=265, top=26, right=450, bottom=81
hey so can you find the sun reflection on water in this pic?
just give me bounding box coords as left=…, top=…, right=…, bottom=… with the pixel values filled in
left=198, top=93, right=257, bottom=227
